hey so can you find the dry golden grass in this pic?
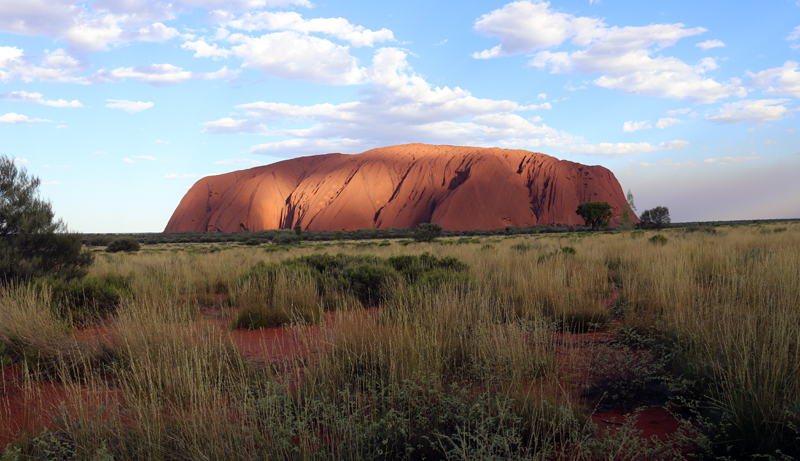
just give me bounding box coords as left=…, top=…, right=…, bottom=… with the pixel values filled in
left=1, top=223, right=798, bottom=459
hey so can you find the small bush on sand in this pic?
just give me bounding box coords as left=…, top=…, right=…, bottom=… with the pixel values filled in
left=41, top=273, right=131, bottom=321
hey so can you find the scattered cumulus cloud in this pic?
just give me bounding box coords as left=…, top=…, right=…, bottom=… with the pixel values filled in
left=229, top=32, right=364, bottom=85
left=205, top=47, right=579, bottom=156
left=637, top=159, right=696, bottom=168
left=787, top=26, right=800, bottom=49
left=623, top=117, right=682, bottom=132
left=665, top=107, right=691, bottom=116
left=748, top=61, right=800, bottom=98
left=473, top=1, right=745, bottom=104
left=181, top=40, right=231, bottom=59
left=0, top=47, right=85, bottom=83
left=0, top=90, right=82, bottom=107
left=92, top=64, right=237, bottom=86
left=763, top=139, right=778, bottom=144
left=703, top=156, right=760, bottom=164
left=105, top=99, right=154, bottom=113
left=705, top=99, right=795, bottom=124
left=0, top=112, right=52, bottom=123
left=563, top=140, right=689, bottom=157
left=225, top=11, right=394, bottom=48
left=696, top=39, right=725, bottom=50
left=122, top=158, right=134, bottom=163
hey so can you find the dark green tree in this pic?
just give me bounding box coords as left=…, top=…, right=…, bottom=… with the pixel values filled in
left=0, top=155, right=92, bottom=282
left=294, top=224, right=302, bottom=236
left=639, top=206, right=671, bottom=229
left=413, top=223, right=442, bottom=242
left=576, top=202, right=613, bottom=230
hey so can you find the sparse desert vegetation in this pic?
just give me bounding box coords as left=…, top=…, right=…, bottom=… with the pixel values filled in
left=1, top=222, right=799, bottom=460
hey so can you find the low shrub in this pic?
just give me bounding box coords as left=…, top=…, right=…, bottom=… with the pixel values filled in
left=511, top=242, right=534, bottom=252
left=40, top=274, right=131, bottom=321
left=106, top=237, right=140, bottom=253
left=649, top=234, right=668, bottom=245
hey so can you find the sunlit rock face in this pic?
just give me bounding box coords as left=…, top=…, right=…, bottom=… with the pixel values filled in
left=164, top=144, right=636, bottom=233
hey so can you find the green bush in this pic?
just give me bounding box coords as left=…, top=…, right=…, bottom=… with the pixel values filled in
left=40, top=274, right=131, bottom=320
left=106, top=237, right=140, bottom=253
left=414, top=222, right=443, bottom=242
left=510, top=242, right=534, bottom=252
left=649, top=234, right=668, bottom=245
left=272, top=233, right=301, bottom=246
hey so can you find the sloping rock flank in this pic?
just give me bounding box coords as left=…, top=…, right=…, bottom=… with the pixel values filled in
left=165, top=144, right=637, bottom=233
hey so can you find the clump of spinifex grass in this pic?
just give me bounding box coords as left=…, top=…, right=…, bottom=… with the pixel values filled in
left=615, top=228, right=800, bottom=458
left=231, top=266, right=322, bottom=329
left=310, top=282, right=554, bottom=393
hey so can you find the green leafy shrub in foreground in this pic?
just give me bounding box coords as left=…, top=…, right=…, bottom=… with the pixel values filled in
left=649, top=234, right=668, bottom=245
left=106, top=237, right=140, bottom=253
left=39, top=274, right=131, bottom=320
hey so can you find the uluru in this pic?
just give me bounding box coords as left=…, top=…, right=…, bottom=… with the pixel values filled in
left=164, top=144, right=635, bottom=233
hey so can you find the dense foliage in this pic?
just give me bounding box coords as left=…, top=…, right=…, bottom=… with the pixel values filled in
left=0, top=155, right=92, bottom=282
left=640, top=206, right=671, bottom=229
left=575, top=202, right=613, bottom=230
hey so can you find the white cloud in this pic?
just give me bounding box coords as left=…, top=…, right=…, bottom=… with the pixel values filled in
left=214, top=158, right=262, bottom=165
left=519, top=102, right=551, bottom=110
left=202, top=117, right=267, bottom=134
left=696, top=39, right=725, bottom=50
left=164, top=173, right=198, bottom=179
left=0, top=90, right=83, bottom=107
left=181, top=39, right=231, bottom=59
left=763, top=139, right=778, bottom=145
left=654, top=117, right=682, bottom=129
left=123, top=158, right=134, bottom=163
left=106, top=99, right=154, bottom=113
left=748, top=61, right=800, bottom=98
left=623, top=117, right=681, bottom=132
left=0, top=46, right=85, bottom=83
left=92, top=64, right=237, bottom=86
left=537, top=93, right=547, bottom=100
left=705, top=99, right=794, bottom=124
left=132, top=155, right=157, bottom=160
left=0, top=112, right=52, bottom=124
left=787, top=25, right=800, bottom=49
left=12, top=158, right=27, bottom=164
left=472, top=3, right=744, bottom=104
left=472, top=1, right=605, bottom=59
left=226, top=11, right=394, bottom=47
left=665, top=107, right=691, bottom=116
left=528, top=24, right=744, bottom=104
left=703, top=156, right=760, bottom=164
left=206, top=47, right=578, bottom=156
left=564, top=140, right=689, bottom=157
left=623, top=120, right=651, bottom=132
left=637, top=159, right=696, bottom=168
left=230, top=32, right=363, bottom=85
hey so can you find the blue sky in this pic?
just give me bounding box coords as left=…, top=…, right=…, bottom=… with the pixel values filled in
left=1, top=0, right=799, bottom=232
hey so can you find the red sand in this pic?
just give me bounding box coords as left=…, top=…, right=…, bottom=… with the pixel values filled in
left=1, top=305, right=691, bottom=453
